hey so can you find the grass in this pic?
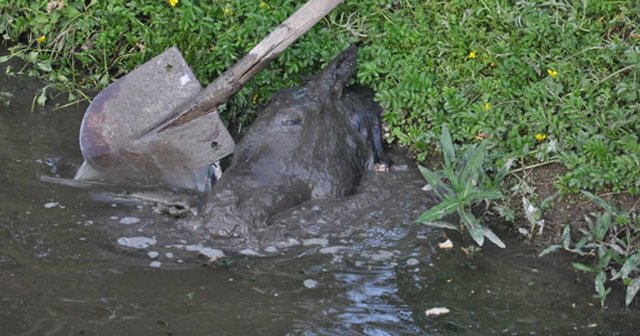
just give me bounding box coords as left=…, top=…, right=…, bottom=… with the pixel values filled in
left=1, top=0, right=639, bottom=305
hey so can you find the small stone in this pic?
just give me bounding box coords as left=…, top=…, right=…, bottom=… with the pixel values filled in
left=303, top=279, right=319, bottom=289
left=44, top=202, right=59, bottom=209
left=119, top=217, right=140, bottom=225
left=438, top=239, right=454, bottom=250
left=149, top=261, right=162, bottom=268
left=406, top=258, right=419, bottom=266
left=425, top=307, right=450, bottom=317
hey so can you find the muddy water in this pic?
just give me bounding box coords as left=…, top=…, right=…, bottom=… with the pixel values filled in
left=1, top=74, right=639, bottom=336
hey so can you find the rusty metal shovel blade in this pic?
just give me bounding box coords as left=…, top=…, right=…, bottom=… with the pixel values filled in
left=74, top=0, right=344, bottom=191
left=75, top=47, right=233, bottom=192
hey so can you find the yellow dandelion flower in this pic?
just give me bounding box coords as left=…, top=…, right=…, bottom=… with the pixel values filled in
left=547, top=68, right=557, bottom=79
left=36, top=35, right=46, bottom=44
left=259, top=1, right=270, bottom=9
left=468, top=50, right=477, bottom=59
left=223, top=6, right=232, bottom=16
left=535, top=133, right=547, bottom=141
left=168, top=0, right=178, bottom=7
left=484, top=102, right=491, bottom=111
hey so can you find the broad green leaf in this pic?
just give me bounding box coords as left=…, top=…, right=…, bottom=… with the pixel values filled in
left=626, top=278, right=640, bottom=307
left=483, top=227, right=505, bottom=248
left=26, top=51, right=39, bottom=63
left=440, top=124, right=455, bottom=168
left=37, top=62, right=52, bottom=72
left=461, top=211, right=484, bottom=246
left=580, top=191, right=614, bottom=212
left=593, top=212, right=611, bottom=242
left=574, top=237, right=587, bottom=252
left=572, top=262, right=597, bottom=273
left=416, top=198, right=459, bottom=223
left=539, top=245, right=563, bottom=257
left=36, top=91, right=47, bottom=106
left=595, top=271, right=611, bottom=306
left=560, top=225, right=571, bottom=249
left=620, top=254, right=640, bottom=279
left=459, top=142, right=487, bottom=186
left=417, top=166, right=451, bottom=198
left=445, top=165, right=461, bottom=192
left=540, top=192, right=559, bottom=210
left=421, top=220, right=459, bottom=231
left=467, top=190, right=502, bottom=202
left=595, top=271, right=607, bottom=291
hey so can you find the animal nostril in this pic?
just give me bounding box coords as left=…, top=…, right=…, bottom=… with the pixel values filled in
left=282, top=118, right=302, bottom=126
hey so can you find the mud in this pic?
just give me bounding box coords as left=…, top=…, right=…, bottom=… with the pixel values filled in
left=199, top=46, right=389, bottom=240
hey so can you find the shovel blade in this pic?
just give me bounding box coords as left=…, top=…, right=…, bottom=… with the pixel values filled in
left=76, top=47, right=234, bottom=190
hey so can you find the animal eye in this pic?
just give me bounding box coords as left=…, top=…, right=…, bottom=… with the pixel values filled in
left=282, top=118, right=302, bottom=126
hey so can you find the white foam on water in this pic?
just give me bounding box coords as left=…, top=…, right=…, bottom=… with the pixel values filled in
left=119, top=217, right=140, bottom=225
left=117, top=236, right=157, bottom=249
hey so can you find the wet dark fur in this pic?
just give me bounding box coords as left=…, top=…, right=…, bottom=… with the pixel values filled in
left=200, top=46, right=388, bottom=238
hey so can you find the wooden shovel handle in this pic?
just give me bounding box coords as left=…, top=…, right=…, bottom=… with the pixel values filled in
left=154, top=0, right=344, bottom=133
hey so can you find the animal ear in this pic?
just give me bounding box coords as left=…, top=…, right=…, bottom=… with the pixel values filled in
left=315, top=45, right=358, bottom=98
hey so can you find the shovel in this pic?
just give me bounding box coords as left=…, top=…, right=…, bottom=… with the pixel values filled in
left=75, top=0, right=344, bottom=191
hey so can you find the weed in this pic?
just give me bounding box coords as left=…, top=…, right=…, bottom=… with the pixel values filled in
left=416, top=124, right=505, bottom=248
left=540, top=191, right=640, bottom=307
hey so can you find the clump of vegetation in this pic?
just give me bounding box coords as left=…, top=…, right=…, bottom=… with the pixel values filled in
left=540, top=192, right=640, bottom=307
left=416, top=124, right=505, bottom=248
left=0, top=0, right=353, bottom=125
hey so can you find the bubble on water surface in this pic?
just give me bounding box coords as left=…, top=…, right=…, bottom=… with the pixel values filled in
left=303, top=279, right=319, bottom=289
left=44, top=202, right=59, bottom=208
left=168, top=244, right=225, bottom=259
left=406, top=258, right=419, bottom=266
left=119, top=217, right=140, bottom=225
left=117, top=236, right=157, bottom=249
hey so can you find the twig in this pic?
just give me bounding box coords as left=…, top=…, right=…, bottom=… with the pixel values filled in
left=596, top=64, right=636, bottom=86
left=509, top=160, right=559, bottom=174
